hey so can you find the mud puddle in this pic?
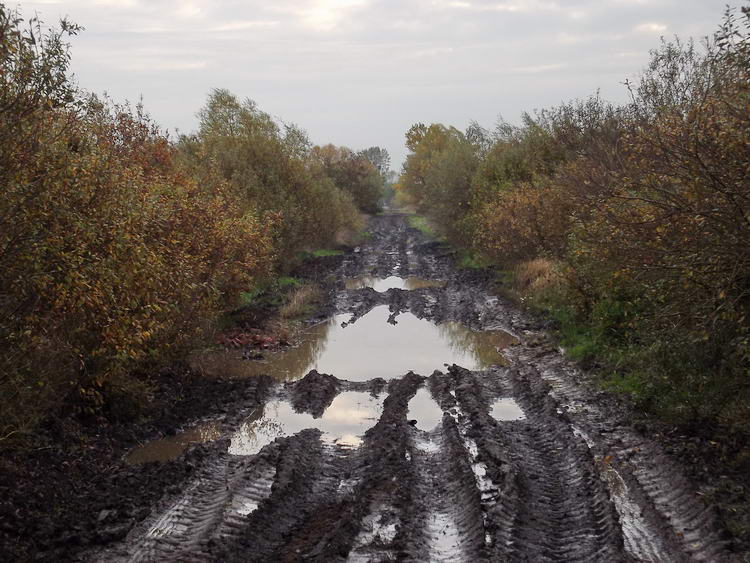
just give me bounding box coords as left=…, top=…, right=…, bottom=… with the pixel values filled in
left=126, top=423, right=222, bottom=465
left=129, top=305, right=515, bottom=463
left=128, top=391, right=384, bottom=464
left=229, top=391, right=384, bottom=455
left=192, top=305, right=516, bottom=381
left=310, top=306, right=515, bottom=380
left=345, top=275, right=445, bottom=291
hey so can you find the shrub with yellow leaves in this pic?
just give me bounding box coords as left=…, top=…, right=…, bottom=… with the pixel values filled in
left=0, top=10, right=273, bottom=439
left=398, top=6, right=750, bottom=424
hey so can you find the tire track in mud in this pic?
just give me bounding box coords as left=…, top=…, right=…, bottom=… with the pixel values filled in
left=504, top=344, right=730, bottom=562
left=484, top=366, right=628, bottom=561
left=122, top=451, right=278, bottom=562
left=404, top=402, right=486, bottom=561
left=94, top=214, right=733, bottom=562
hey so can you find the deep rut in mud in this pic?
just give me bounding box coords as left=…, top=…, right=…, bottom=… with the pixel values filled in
left=95, top=214, right=731, bottom=562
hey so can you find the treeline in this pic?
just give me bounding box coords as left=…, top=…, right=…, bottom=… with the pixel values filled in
left=0, top=7, right=388, bottom=440
left=398, top=7, right=750, bottom=424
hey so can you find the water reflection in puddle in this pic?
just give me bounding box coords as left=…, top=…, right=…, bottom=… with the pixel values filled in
left=490, top=398, right=526, bottom=421
left=408, top=388, right=444, bottom=431
left=195, top=306, right=518, bottom=382
left=345, top=276, right=446, bottom=291
left=126, top=423, right=222, bottom=465
left=229, top=391, right=384, bottom=455
left=191, top=320, right=330, bottom=381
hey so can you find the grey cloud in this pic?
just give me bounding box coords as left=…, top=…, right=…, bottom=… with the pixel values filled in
left=19, top=0, right=744, bottom=168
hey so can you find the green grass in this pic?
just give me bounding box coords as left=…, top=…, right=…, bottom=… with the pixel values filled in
left=456, top=249, right=492, bottom=270
left=296, top=248, right=345, bottom=262
left=277, top=276, right=302, bottom=288
left=238, top=276, right=302, bottom=308
left=309, top=249, right=344, bottom=258
left=552, top=306, right=602, bottom=363
left=407, top=215, right=437, bottom=238
left=239, top=287, right=264, bottom=306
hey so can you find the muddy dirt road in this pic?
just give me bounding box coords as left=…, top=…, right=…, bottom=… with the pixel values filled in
left=94, top=214, right=730, bottom=562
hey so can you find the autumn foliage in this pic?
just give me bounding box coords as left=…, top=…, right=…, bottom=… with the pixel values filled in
left=310, top=144, right=385, bottom=214
left=398, top=7, right=750, bottom=424
left=177, top=90, right=367, bottom=266
left=0, top=8, right=378, bottom=440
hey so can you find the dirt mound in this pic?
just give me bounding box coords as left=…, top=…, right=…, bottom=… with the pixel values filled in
left=289, top=370, right=341, bottom=417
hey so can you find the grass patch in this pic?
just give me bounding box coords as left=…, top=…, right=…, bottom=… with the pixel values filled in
left=552, top=306, right=604, bottom=365
left=239, top=277, right=301, bottom=306
left=280, top=284, right=322, bottom=319
left=277, top=276, right=302, bottom=289
left=304, top=248, right=344, bottom=258
left=239, top=287, right=264, bottom=306
left=514, top=258, right=558, bottom=293
left=407, top=215, right=437, bottom=238
left=456, top=249, right=492, bottom=270
left=312, top=248, right=343, bottom=257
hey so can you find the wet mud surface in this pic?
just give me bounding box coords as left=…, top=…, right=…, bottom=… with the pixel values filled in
left=4, top=213, right=741, bottom=562
left=0, top=371, right=272, bottom=562
left=81, top=214, right=737, bottom=562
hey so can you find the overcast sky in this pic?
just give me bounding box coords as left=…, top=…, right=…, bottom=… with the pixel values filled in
left=16, top=0, right=744, bottom=168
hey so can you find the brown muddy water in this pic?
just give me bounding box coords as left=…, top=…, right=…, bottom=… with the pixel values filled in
left=192, top=304, right=518, bottom=382
left=125, top=423, right=222, bottom=464
left=229, top=391, right=384, bottom=454
left=130, top=296, right=519, bottom=464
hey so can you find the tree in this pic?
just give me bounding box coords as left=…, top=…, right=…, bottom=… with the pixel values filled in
left=397, top=123, right=473, bottom=225
left=358, top=146, right=391, bottom=176
left=310, top=144, right=383, bottom=214
left=182, top=90, right=362, bottom=262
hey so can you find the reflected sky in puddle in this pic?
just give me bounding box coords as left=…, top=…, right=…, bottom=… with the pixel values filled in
left=408, top=388, right=444, bottom=431
left=126, top=422, right=222, bottom=465
left=490, top=398, right=526, bottom=421
left=194, top=305, right=518, bottom=382
left=229, top=391, right=384, bottom=455
left=132, top=276, right=522, bottom=464
left=345, top=276, right=446, bottom=291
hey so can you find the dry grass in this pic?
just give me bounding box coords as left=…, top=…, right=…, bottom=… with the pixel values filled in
left=266, top=318, right=292, bottom=343
left=280, top=284, right=322, bottom=319
left=189, top=349, right=254, bottom=379
left=514, top=258, right=560, bottom=295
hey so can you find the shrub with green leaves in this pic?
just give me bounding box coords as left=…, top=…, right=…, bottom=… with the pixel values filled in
left=179, top=90, right=363, bottom=268
left=398, top=6, right=750, bottom=425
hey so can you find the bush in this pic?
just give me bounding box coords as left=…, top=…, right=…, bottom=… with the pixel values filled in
left=398, top=6, right=750, bottom=425
left=396, top=124, right=479, bottom=245
left=0, top=12, right=273, bottom=440
left=310, top=144, right=385, bottom=214
left=0, top=9, right=382, bottom=441
left=181, top=91, right=364, bottom=267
